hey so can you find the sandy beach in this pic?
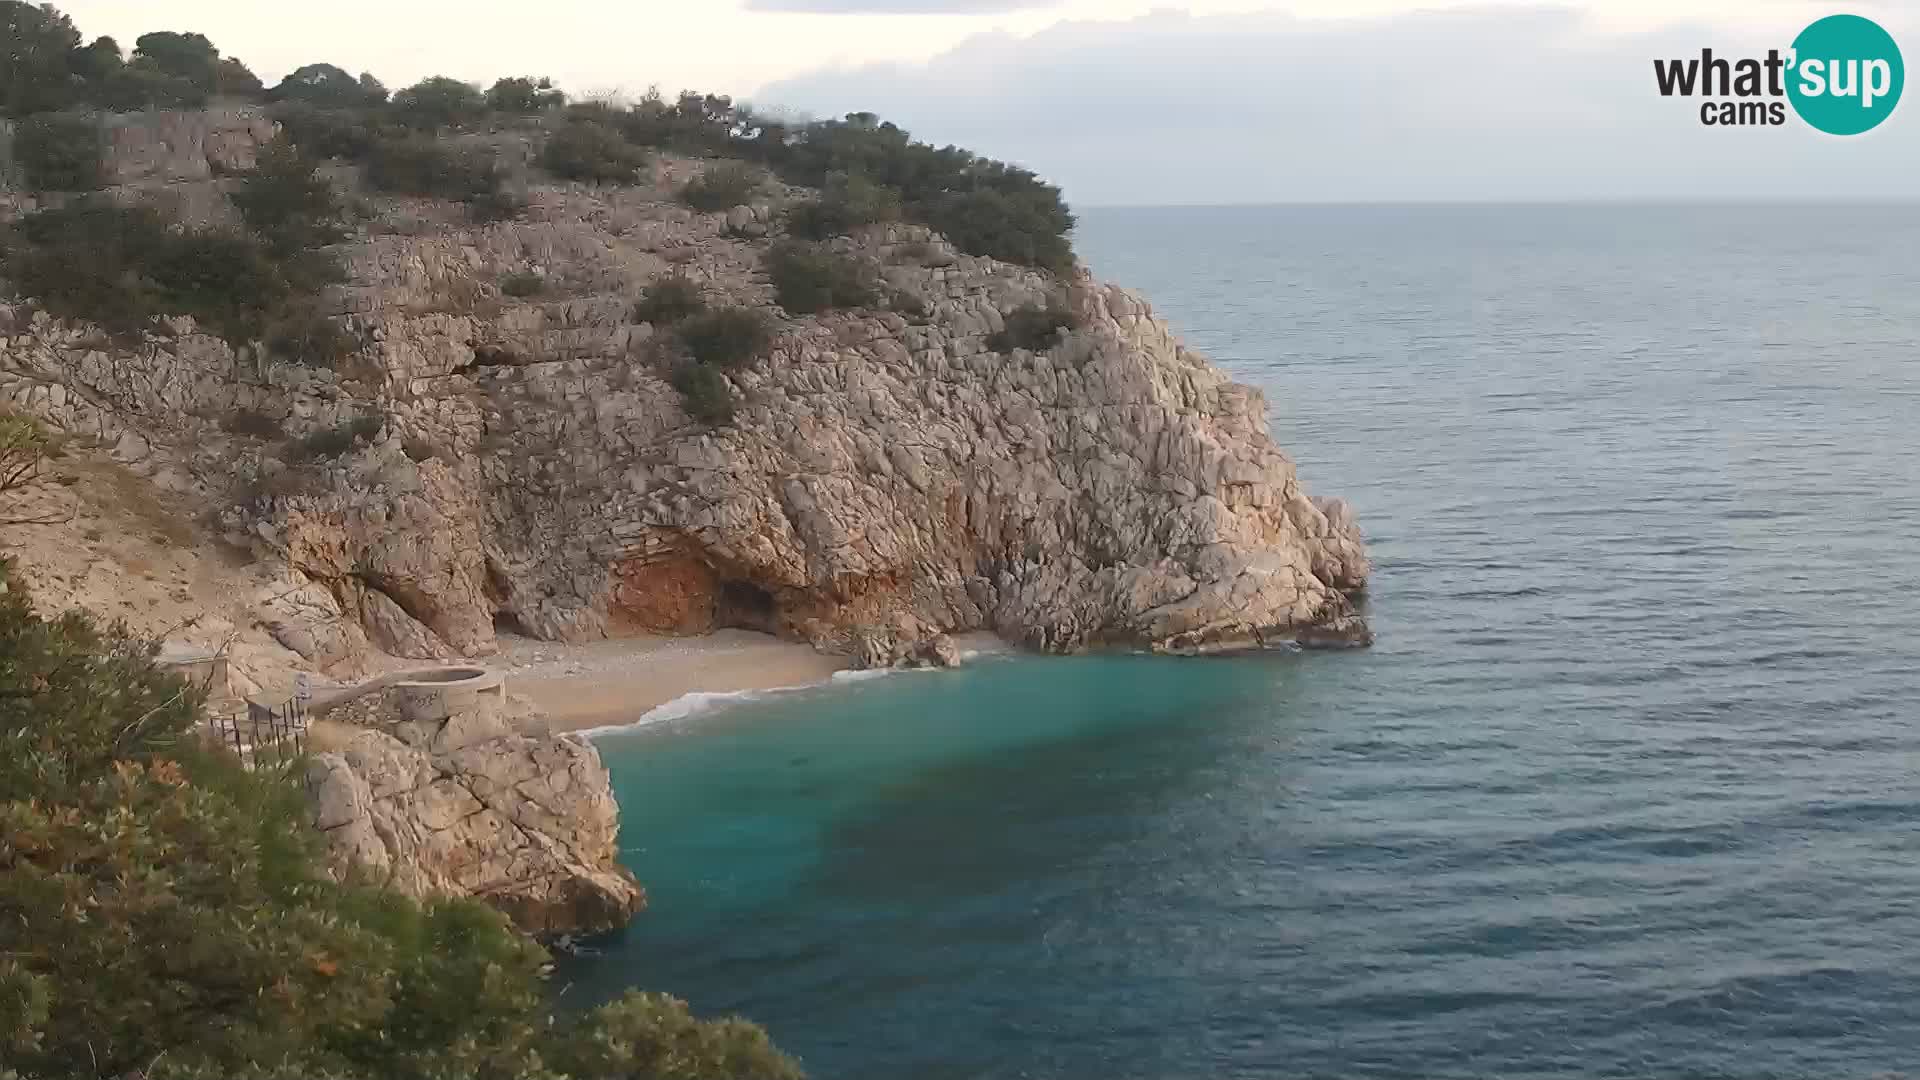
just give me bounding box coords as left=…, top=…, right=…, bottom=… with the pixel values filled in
left=494, top=630, right=854, bottom=733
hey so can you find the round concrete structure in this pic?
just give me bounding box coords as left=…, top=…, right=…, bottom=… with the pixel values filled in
left=389, top=666, right=507, bottom=724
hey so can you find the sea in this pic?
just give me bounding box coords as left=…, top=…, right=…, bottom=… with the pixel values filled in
left=564, top=205, right=1920, bottom=1079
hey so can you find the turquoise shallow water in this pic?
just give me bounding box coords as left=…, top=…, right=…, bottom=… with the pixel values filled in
left=570, top=206, right=1920, bottom=1079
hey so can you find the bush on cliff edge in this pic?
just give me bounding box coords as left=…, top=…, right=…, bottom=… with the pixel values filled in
left=0, top=558, right=804, bottom=1079
left=989, top=301, right=1079, bottom=355
left=12, top=113, right=105, bottom=192
left=767, top=241, right=878, bottom=315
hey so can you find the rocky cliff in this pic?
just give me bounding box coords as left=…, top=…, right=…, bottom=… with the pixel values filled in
left=0, top=109, right=1369, bottom=671
left=305, top=678, right=642, bottom=935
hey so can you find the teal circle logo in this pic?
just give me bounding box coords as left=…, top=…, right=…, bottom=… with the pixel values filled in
left=1787, top=14, right=1904, bottom=135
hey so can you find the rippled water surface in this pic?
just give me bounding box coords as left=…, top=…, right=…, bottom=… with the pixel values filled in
left=576, top=206, right=1920, bottom=1079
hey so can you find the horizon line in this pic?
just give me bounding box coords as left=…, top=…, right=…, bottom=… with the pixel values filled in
left=1075, top=196, right=1920, bottom=211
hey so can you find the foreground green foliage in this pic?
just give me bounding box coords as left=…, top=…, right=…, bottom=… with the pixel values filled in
left=0, top=414, right=58, bottom=524
left=0, top=559, right=803, bottom=1080
left=767, top=241, right=878, bottom=315
left=551, top=993, right=803, bottom=1080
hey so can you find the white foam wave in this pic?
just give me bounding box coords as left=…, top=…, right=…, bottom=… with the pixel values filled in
left=573, top=650, right=1001, bottom=740
left=573, top=684, right=813, bottom=739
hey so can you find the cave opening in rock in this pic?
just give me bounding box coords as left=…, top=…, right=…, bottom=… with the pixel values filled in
left=715, top=579, right=779, bottom=634
left=493, top=610, right=530, bottom=640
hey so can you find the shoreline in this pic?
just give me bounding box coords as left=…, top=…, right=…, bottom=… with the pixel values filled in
left=495, top=629, right=853, bottom=734
left=493, top=630, right=1018, bottom=736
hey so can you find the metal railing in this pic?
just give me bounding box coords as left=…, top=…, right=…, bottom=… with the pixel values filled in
left=207, top=696, right=309, bottom=767
left=160, top=651, right=312, bottom=768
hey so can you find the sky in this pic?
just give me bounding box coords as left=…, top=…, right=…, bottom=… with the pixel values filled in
left=54, top=0, right=1920, bottom=205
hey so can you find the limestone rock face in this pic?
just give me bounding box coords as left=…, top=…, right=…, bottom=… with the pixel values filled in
left=0, top=112, right=1370, bottom=660
left=250, top=205, right=1371, bottom=657
left=101, top=106, right=277, bottom=186
left=304, top=694, right=643, bottom=936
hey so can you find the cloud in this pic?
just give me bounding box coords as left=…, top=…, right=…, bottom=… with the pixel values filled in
left=745, top=0, right=1058, bottom=11
left=758, top=6, right=1920, bottom=205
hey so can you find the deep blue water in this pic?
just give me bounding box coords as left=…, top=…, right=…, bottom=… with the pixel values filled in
left=571, top=206, right=1920, bottom=1079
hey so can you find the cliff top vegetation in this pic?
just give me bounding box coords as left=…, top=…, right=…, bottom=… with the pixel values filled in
left=0, top=0, right=1075, bottom=274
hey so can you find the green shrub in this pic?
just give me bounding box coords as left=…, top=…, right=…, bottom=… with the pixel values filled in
left=621, top=89, right=740, bottom=154
left=670, top=363, right=735, bottom=426
left=141, top=226, right=292, bottom=342
left=216, top=56, right=265, bottom=98
left=3, top=196, right=342, bottom=347
left=391, top=75, right=484, bottom=129
left=231, top=136, right=348, bottom=256
left=131, top=31, right=220, bottom=93
left=540, top=120, right=649, bottom=184
left=268, top=101, right=391, bottom=159
left=786, top=171, right=900, bottom=240
left=264, top=305, right=355, bottom=367
left=0, top=4, right=85, bottom=117
left=678, top=307, right=772, bottom=370
left=365, top=137, right=501, bottom=202
left=0, top=414, right=57, bottom=509
left=767, top=241, right=877, bottom=315
left=988, top=301, right=1078, bottom=354
left=13, top=113, right=104, bottom=191
left=468, top=187, right=526, bottom=223
left=545, top=991, right=804, bottom=1080
left=275, top=246, right=349, bottom=295
left=633, top=274, right=705, bottom=324
left=3, top=204, right=292, bottom=341
left=774, top=114, right=1076, bottom=274
left=1, top=203, right=168, bottom=334
left=271, top=63, right=387, bottom=108
left=500, top=271, right=545, bottom=298
left=486, top=76, right=563, bottom=114
left=925, top=188, right=1076, bottom=277
left=679, top=162, right=761, bottom=212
